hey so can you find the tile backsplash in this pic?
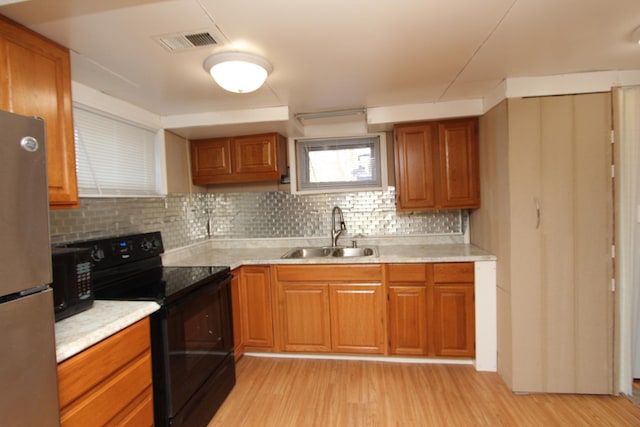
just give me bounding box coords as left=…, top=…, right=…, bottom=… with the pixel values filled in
left=49, top=187, right=464, bottom=250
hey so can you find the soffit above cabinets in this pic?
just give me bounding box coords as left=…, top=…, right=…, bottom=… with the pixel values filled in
left=1, top=0, right=640, bottom=138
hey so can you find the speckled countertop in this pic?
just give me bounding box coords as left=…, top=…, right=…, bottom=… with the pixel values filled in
left=55, top=236, right=494, bottom=362
left=161, top=235, right=496, bottom=268
left=54, top=300, right=160, bottom=363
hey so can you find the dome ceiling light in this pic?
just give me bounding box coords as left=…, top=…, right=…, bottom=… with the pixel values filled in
left=203, top=52, right=272, bottom=94
left=632, top=26, right=640, bottom=45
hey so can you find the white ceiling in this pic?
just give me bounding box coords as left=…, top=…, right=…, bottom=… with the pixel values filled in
left=2, top=0, right=640, bottom=138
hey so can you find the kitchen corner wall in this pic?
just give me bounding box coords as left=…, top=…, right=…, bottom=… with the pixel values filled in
left=49, top=188, right=463, bottom=250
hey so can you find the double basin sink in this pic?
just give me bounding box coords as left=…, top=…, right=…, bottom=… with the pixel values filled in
left=281, top=246, right=378, bottom=259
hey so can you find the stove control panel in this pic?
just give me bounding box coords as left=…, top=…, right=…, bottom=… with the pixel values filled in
left=62, top=231, right=164, bottom=271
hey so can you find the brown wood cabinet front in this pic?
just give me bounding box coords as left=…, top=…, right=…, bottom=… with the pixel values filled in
left=231, top=269, right=244, bottom=360
left=437, top=119, right=480, bottom=208
left=394, top=117, right=479, bottom=211
left=433, top=263, right=475, bottom=358
left=387, top=263, right=430, bottom=356
left=57, top=318, right=153, bottom=427
left=329, top=283, right=385, bottom=354
left=239, top=266, right=274, bottom=350
left=191, top=133, right=286, bottom=185
left=0, top=15, right=78, bottom=208
left=278, top=283, right=332, bottom=352
left=387, top=263, right=475, bottom=358
left=275, top=265, right=385, bottom=355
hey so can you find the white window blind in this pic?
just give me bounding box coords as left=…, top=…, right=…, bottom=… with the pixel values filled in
left=74, top=106, right=160, bottom=196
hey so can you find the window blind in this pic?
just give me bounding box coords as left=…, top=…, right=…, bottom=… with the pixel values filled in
left=73, top=106, right=160, bottom=196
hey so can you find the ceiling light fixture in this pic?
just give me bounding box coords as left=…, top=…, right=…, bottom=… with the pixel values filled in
left=203, top=52, right=272, bottom=93
left=632, top=26, right=640, bottom=45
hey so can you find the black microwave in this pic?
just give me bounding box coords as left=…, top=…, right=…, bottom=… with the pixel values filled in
left=51, top=247, right=94, bottom=322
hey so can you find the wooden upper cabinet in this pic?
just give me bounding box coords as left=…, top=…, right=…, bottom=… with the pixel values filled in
left=437, top=118, right=480, bottom=208
left=191, top=139, right=233, bottom=179
left=191, top=132, right=287, bottom=185
left=394, top=117, right=479, bottom=211
left=393, top=122, right=438, bottom=210
left=0, top=15, right=79, bottom=208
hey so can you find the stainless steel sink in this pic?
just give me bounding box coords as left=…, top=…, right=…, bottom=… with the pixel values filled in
left=282, top=247, right=334, bottom=259
left=281, top=246, right=378, bottom=259
left=331, top=247, right=376, bottom=257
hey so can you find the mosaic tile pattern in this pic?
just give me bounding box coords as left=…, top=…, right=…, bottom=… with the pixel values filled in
left=49, top=188, right=463, bottom=250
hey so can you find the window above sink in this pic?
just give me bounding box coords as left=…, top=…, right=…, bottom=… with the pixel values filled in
left=290, top=134, right=388, bottom=194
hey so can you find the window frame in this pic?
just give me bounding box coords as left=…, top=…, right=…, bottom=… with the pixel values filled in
left=289, top=133, right=388, bottom=194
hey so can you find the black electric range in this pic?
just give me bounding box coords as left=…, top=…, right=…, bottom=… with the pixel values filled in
left=61, top=231, right=235, bottom=427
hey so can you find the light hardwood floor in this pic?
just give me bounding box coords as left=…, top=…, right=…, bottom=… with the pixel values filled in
left=209, top=356, right=640, bottom=427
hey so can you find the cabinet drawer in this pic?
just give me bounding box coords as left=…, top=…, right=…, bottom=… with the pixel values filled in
left=387, top=263, right=427, bottom=283
left=59, top=353, right=152, bottom=426
left=276, top=264, right=382, bottom=282
left=433, top=262, right=474, bottom=283
left=57, top=318, right=150, bottom=409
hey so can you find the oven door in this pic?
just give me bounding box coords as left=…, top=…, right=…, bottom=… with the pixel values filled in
left=152, top=275, right=233, bottom=423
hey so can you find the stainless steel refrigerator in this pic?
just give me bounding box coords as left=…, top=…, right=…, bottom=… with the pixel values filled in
left=0, top=109, right=60, bottom=426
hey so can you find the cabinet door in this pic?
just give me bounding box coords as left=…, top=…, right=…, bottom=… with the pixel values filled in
left=239, top=266, right=274, bottom=349
left=190, top=138, right=232, bottom=183
left=329, top=283, right=385, bottom=354
left=394, top=123, right=438, bottom=210
left=230, top=270, right=243, bottom=361
left=278, top=283, right=331, bottom=352
left=433, top=284, right=475, bottom=357
left=0, top=16, right=78, bottom=208
left=234, top=134, right=279, bottom=176
left=437, top=118, right=480, bottom=208
left=388, top=286, right=428, bottom=355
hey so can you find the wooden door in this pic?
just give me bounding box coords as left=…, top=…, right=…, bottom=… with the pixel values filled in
left=329, top=283, right=385, bottom=354
left=433, top=284, right=475, bottom=357
left=234, top=134, right=279, bottom=175
left=239, top=266, right=274, bottom=349
left=388, top=286, right=428, bottom=355
left=394, top=123, right=438, bottom=210
left=190, top=138, right=232, bottom=182
left=278, top=283, right=331, bottom=352
left=437, top=118, right=480, bottom=208
left=0, top=16, right=78, bottom=208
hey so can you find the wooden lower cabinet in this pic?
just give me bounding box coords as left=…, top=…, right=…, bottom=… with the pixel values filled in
left=275, top=265, right=385, bottom=355
left=57, top=318, right=153, bottom=427
left=230, top=269, right=244, bottom=360
left=433, top=263, right=475, bottom=358
left=278, top=283, right=331, bottom=352
left=387, top=262, right=475, bottom=358
left=239, top=265, right=274, bottom=350
left=433, top=283, right=475, bottom=357
left=388, top=286, right=429, bottom=355
left=329, top=283, right=385, bottom=354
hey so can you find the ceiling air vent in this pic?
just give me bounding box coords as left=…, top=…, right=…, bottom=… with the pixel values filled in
left=154, top=30, right=220, bottom=53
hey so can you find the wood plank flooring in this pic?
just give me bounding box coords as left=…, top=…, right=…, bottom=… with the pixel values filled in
left=208, top=356, right=640, bottom=427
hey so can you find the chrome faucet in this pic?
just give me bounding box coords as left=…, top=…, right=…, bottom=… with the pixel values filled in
left=331, top=206, right=347, bottom=247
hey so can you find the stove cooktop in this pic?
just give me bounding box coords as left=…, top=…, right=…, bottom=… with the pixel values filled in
left=60, top=231, right=231, bottom=305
